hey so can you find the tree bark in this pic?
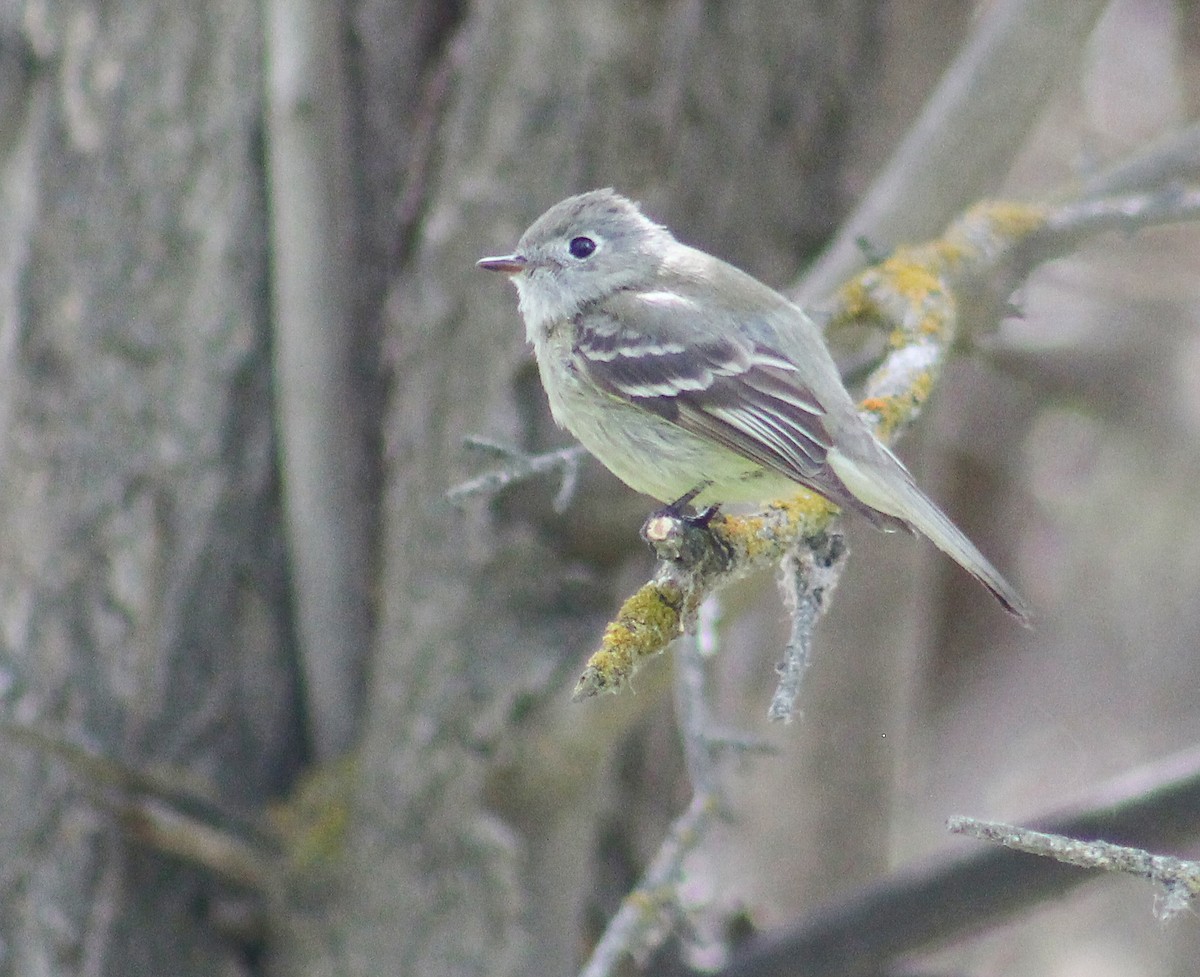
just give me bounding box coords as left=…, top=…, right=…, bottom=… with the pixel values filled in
left=0, top=2, right=298, bottom=974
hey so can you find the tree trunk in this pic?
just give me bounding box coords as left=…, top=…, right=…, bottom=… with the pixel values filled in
left=0, top=1, right=300, bottom=974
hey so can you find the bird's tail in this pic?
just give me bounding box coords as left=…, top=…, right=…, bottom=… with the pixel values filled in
left=828, top=448, right=1031, bottom=624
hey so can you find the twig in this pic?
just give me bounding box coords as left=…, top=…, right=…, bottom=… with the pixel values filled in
left=446, top=439, right=586, bottom=513
left=947, top=817, right=1200, bottom=920
left=0, top=718, right=278, bottom=891
left=675, top=597, right=721, bottom=793
left=1079, top=121, right=1200, bottom=199
left=714, top=745, right=1200, bottom=977
left=769, top=532, right=847, bottom=723
left=578, top=792, right=720, bottom=977
left=121, top=798, right=274, bottom=891
left=1023, top=184, right=1200, bottom=262
left=577, top=617, right=728, bottom=977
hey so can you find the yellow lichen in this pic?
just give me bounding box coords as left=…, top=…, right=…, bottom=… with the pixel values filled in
left=859, top=369, right=936, bottom=441
left=828, top=278, right=888, bottom=334
left=574, top=584, right=685, bottom=698
left=967, top=200, right=1048, bottom=241
left=766, top=491, right=839, bottom=534
left=269, top=755, right=360, bottom=870
left=877, top=255, right=944, bottom=302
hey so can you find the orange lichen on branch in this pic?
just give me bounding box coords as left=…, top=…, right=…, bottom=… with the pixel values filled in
left=572, top=201, right=1049, bottom=701
left=717, top=491, right=840, bottom=560
left=858, top=369, right=936, bottom=442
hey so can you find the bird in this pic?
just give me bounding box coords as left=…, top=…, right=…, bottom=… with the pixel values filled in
left=478, top=189, right=1029, bottom=621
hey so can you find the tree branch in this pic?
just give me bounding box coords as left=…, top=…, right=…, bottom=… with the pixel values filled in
left=446, top=438, right=586, bottom=514
left=577, top=615, right=724, bottom=977
left=570, top=174, right=1200, bottom=701
left=714, top=746, right=1200, bottom=977
left=768, top=532, right=847, bottom=723
left=263, top=0, right=371, bottom=757
left=795, top=0, right=1111, bottom=303
left=948, top=817, right=1199, bottom=920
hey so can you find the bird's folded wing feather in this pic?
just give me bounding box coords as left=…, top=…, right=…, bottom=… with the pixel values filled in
left=573, top=293, right=834, bottom=481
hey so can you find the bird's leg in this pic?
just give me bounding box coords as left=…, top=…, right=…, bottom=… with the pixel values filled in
left=658, top=482, right=719, bottom=528
left=642, top=481, right=731, bottom=569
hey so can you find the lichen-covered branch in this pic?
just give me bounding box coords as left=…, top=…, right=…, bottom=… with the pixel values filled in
left=578, top=607, right=749, bottom=977
left=571, top=183, right=1200, bottom=701
left=768, top=533, right=847, bottom=723
left=572, top=200, right=1047, bottom=700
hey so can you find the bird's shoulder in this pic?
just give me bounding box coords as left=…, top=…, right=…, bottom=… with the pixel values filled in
left=584, top=245, right=813, bottom=347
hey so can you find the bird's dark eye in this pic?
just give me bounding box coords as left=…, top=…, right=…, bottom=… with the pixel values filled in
left=568, top=236, right=597, bottom=259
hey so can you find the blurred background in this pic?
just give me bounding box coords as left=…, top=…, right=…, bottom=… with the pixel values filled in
left=0, top=0, right=1198, bottom=975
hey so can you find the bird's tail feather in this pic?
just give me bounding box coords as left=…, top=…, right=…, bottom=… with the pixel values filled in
left=828, top=448, right=1031, bottom=624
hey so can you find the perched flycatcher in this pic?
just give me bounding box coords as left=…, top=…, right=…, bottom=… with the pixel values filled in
left=479, top=189, right=1028, bottom=620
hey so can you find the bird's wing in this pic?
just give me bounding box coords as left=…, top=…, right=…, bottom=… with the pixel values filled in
left=573, top=291, right=834, bottom=482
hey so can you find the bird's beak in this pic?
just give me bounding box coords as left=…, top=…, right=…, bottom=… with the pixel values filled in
left=477, top=253, right=528, bottom=275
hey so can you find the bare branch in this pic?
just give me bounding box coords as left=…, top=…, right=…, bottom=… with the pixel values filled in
left=446, top=439, right=587, bottom=513
left=577, top=618, right=728, bottom=977
left=263, top=0, right=371, bottom=758
left=769, top=532, right=847, bottom=723
left=1079, top=121, right=1200, bottom=199
left=674, top=598, right=721, bottom=794
left=948, top=817, right=1200, bottom=921
left=713, top=746, right=1200, bottom=977
left=121, top=798, right=274, bottom=891
left=578, top=792, right=720, bottom=977
left=1021, top=184, right=1200, bottom=265
left=0, top=719, right=278, bottom=890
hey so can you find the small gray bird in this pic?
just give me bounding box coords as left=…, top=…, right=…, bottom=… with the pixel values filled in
left=478, top=189, right=1028, bottom=621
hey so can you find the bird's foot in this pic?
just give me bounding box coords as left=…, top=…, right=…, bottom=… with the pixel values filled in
left=656, top=483, right=719, bottom=528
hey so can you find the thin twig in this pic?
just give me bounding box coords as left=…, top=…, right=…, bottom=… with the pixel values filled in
left=675, top=598, right=720, bottom=793
left=579, top=629, right=721, bottom=977
left=445, top=440, right=586, bottom=512
left=1079, top=121, right=1200, bottom=199
left=714, top=746, right=1200, bottom=977
left=947, top=817, right=1200, bottom=920
left=1024, top=184, right=1200, bottom=262
left=578, top=599, right=748, bottom=977
left=769, top=532, right=847, bottom=723
left=578, top=792, right=720, bottom=977
left=1, top=719, right=278, bottom=891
